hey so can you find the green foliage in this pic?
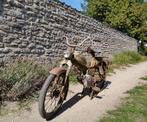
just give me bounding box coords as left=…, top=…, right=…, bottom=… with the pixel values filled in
left=83, top=0, right=147, bottom=40
left=99, top=84, right=147, bottom=122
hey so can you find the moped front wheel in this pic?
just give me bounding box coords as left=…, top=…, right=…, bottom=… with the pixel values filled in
left=38, top=72, right=69, bottom=120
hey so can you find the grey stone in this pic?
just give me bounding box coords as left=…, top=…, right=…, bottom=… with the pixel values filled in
left=28, top=43, right=36, bottom=49
left=0, top=49, right=2, bottom=53
left=0, top=30, right=6, bottom=35
left=0, top=54, right=4, bottom=58
left=10, top=42, right=18, bottom=47
left=14, top=49, right=21, bottom=54
left=31, top=49, right=37, bottom=54
left=7, top=9, right=23, bottom=19
left=25, top=5, right=34, bottom=11
left=9, top=0, right=25, bottom=8
left=27, top=11, right=35, bottom=16
left=0, top=25, right=9, bottom=32
left=36, top=45, right=44, bottom=49
left=3, top=47, right=11, bottom=54
left=20, top=48, right=31, bottom=54
left=0, top=58, right=4, bottom=66
left=0, top=0, right=137, bottom=63
left=0, top=43, right=4, bottom=48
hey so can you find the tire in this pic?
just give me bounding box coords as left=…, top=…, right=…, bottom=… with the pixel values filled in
left=38, top=72, right=69, bottom=120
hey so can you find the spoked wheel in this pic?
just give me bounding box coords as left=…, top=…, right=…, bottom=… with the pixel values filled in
left=38, top=72, right=69, bottom=120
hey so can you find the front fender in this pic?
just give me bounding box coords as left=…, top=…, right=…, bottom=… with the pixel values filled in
left=50, top=67, right=66, bottom=76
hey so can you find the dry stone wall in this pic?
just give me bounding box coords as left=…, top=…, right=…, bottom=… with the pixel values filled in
left=0, top=0, right=137, bottom=64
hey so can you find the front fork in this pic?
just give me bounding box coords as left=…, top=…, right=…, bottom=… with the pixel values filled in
left=60, top=59, right=72, bottom=100
left=60, top=59, right=73, bottom=83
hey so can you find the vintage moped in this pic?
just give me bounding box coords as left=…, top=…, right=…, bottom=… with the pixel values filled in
left=38, top=36, right=109, bottom=120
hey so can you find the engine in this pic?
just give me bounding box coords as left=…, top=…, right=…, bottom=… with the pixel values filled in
left=82, top=74, right=94, bottom=88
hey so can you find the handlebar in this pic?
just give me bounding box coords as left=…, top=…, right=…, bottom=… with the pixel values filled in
left=63, top=36, right=91, bottom=47
left=63, top=36, right=103, bottom=56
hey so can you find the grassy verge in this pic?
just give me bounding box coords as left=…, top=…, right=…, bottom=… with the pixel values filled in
left=0, top=59, right=50, bottom=101
left=99, top=76, right=147, bottom=122
left=108, top=51, right=147, bottom=73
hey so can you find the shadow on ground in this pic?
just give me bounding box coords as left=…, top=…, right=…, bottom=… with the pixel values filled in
left=47, top=80, right=111, bottom=121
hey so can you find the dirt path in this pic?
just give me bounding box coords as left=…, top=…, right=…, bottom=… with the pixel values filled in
left=1, top=61, right=147, bottom=122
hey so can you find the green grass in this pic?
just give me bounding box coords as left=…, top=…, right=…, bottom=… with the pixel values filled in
left=99, top=77, right=147, bottom=122
left=69, top=74, right=78, bottom=84
left=108, top=51, right=147, bottom=72
left=142, top=76, right=147, bottom=81
left=114, top=51, right=147, bottom=65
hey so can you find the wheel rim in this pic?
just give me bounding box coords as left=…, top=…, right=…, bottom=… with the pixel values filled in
left=44, top=74, right=65, bottom=113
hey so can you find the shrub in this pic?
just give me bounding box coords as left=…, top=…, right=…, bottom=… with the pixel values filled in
left=0, top=59, right=49, bottom=101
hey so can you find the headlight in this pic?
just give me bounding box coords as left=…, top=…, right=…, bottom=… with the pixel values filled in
left=64, top=51, right=71, bottom=59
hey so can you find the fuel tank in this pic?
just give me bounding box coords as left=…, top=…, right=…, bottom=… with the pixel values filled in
left=74, top=51, right=87, bottom=66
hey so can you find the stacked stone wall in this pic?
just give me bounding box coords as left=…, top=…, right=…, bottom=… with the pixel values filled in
left=0, top=0, right=137, bottom=63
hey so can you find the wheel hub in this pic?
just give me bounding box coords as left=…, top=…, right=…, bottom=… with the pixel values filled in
left=52, top=89, right=60, bottom=98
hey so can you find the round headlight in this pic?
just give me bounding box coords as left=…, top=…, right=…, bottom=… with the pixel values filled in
left=64, top=51, right=71, bottom=59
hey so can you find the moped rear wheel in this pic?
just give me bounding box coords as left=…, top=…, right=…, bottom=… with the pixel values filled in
left=38, top=72, right=69, bottom=120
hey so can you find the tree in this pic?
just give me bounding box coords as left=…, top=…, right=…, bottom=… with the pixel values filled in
left=83, top=0, right=147, bottom=40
